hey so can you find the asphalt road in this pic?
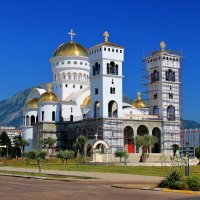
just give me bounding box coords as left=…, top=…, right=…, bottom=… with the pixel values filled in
left=0, top=176, right=199, bottom=200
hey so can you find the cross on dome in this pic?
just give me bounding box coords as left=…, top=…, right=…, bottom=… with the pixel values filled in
left=160, top=41, right=166, bottom=52
left=68, top=29, right=76, bottom=43
left=47, top=83, right=52, bottom=91
left=137, top=91, right=142, bottom=100
left=103, top=31, right=109, bottom=42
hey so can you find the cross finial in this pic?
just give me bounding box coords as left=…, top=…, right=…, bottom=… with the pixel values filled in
left=47, top=83, right=52, bottom=92
left=160, top=41, right=166, bottom=52
left=94, top=133, right=98, bottom=140
left=137, top=91, right=141, bottom=100
left=68, top=29, right=75, bottom=43
left=103, top=31, right=109, bottom=42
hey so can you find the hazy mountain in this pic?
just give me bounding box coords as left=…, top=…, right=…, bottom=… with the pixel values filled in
left=183, top=120, right=200, bottom=129
left=0, top=88, right=32, bottom=128
left=0, top=87, right=199, bottom=129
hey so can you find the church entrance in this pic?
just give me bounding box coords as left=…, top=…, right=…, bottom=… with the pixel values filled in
left=124, top=126, right=134, bottom=153
left=152, top=127, right=161, bottom=153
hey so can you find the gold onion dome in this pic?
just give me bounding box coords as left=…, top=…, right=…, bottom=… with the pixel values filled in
left=53, top=29, right=88, bottom=57
left=53, top=42, right=88, bottom=57
left=39, top=83, right=60, bottom=102
left=25, top=98, right=39, bottom=108
left=133, top=92, right=147, bottom=108
left=82, top=96, right=91, bottom=106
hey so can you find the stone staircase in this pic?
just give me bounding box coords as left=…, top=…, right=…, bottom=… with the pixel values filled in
left=128, top=153, right=163, bottom=163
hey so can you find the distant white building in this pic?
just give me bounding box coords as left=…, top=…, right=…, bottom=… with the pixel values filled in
left=22, top=30, right=182, bottom=155
left=183, top=129, right=200, bottom=147
left=0, top=126, right=22, bottom=145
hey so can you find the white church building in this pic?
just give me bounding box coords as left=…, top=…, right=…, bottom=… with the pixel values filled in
left=22, top=30, right=182, bottom=157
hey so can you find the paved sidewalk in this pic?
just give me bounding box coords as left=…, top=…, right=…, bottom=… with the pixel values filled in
left=0, top=166, right=163, bottom=184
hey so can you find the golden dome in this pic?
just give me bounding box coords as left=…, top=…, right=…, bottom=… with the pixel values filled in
left=133, top=92, right=148, bottom=108
left=39, top=83, right=60, bottom=102
left=82, top=96, right=91, bottom=106
left=25, top=98, right=39, bottom=108
left=53, top=41, right=88, bottom=57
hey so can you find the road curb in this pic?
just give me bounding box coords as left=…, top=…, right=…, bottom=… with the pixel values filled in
left=112, top=184, right=200, bottom=195
left=0, top=173, right=79, bottom=182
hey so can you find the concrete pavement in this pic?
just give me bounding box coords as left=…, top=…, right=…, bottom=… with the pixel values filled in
left=0, top=166, right=163, bottom=184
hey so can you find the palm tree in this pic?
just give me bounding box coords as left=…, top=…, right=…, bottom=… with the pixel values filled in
left=20, top=139, right=29, bottom=155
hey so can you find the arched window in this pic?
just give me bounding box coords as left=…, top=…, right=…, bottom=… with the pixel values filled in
left=94, top=101, right=100, bottom=118
left=58, top=73, right=61, bottom=80
left=166, top=69, right=175, bottom=82
left=78, top=73, right=82, bottom=81
left=70, top=115, right=73, bottom=122
left=73, top=73, right=77, bottom=81
left=67, top=73, right=71, bottom=80
left=153, top=106, right=159, bottom=116
left=52, top=111, right=55, bottom=121
left=108, top=101, right=118, bottom=118
left=42, top=111, right=44, bottom=121
left=55, top=74, right=57, bottom=81
left=93, top=62, right=100, bottom=76
left=31, top=115, right=35, bottom=126
left=151, top=70, right=159, bottom=83
left=62, top=73, right=66, bottom=80
left=167, top=105, right=175, bottom=121
left=107, top=61, right=118, bottom=75
left=26, top=116, right=29, bottom=126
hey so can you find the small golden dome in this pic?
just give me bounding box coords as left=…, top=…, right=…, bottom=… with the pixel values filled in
left=39, top=83, right=60, bottom=102
left=82, top=96, right=91, bottom=106
left=25, top=98, right=39, bottom=108
left=53, top=42, right=88, bottom=57
left=133, top=92, right=148, bottom=108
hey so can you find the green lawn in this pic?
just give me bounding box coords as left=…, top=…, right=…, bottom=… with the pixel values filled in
left=0, top=158, right=200, bottom=177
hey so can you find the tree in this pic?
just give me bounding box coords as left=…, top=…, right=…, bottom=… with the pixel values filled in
left=23, top=151, right=35, bottom=164
left=57, top=150, right=74, bottom=164
left=13, top=135, right=29, bottom=158
left=73, top=135, right=87, bottom=155
left=135, top=135, right=158, bottom=162
left=114, top=150, right=128, bottom=163
left=13, top=137, right=21, bottom=158
left=171, top=144, right=180, bottom=158
left=40, top=137, right=56, bottom=157
left=20, top=139, right=29, bottom=155
left=0, top=131, right=12, bottom=157
left=34, top=150, right=47, bottom=165
left=195, top=147, right=200, bottom=165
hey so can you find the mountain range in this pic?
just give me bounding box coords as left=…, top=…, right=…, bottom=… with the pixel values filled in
left=0, top=86, right=200, bottom=130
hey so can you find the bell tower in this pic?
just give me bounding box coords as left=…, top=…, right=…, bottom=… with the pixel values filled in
left=89, top=32, right=124, bottom=118
left=146, top=41, right=182, bottom=153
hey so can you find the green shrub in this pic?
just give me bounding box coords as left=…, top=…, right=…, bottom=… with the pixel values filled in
left=186, top=176, right=200, bottom=191
left=159, top=171, right=181, bottom=188
left=169, top=181, right=182, bottom=190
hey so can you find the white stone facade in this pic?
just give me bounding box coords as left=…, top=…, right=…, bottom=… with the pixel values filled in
left=147, top=50, right=182, bottom=153
left=22, top=33, right=182, bottom=154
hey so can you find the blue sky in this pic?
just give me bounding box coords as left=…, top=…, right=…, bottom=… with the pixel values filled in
left=0, top=0, right=199, bottom=123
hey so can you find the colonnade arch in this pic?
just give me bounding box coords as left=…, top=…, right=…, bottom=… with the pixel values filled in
left=123, top=124, right=162, bottom=154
